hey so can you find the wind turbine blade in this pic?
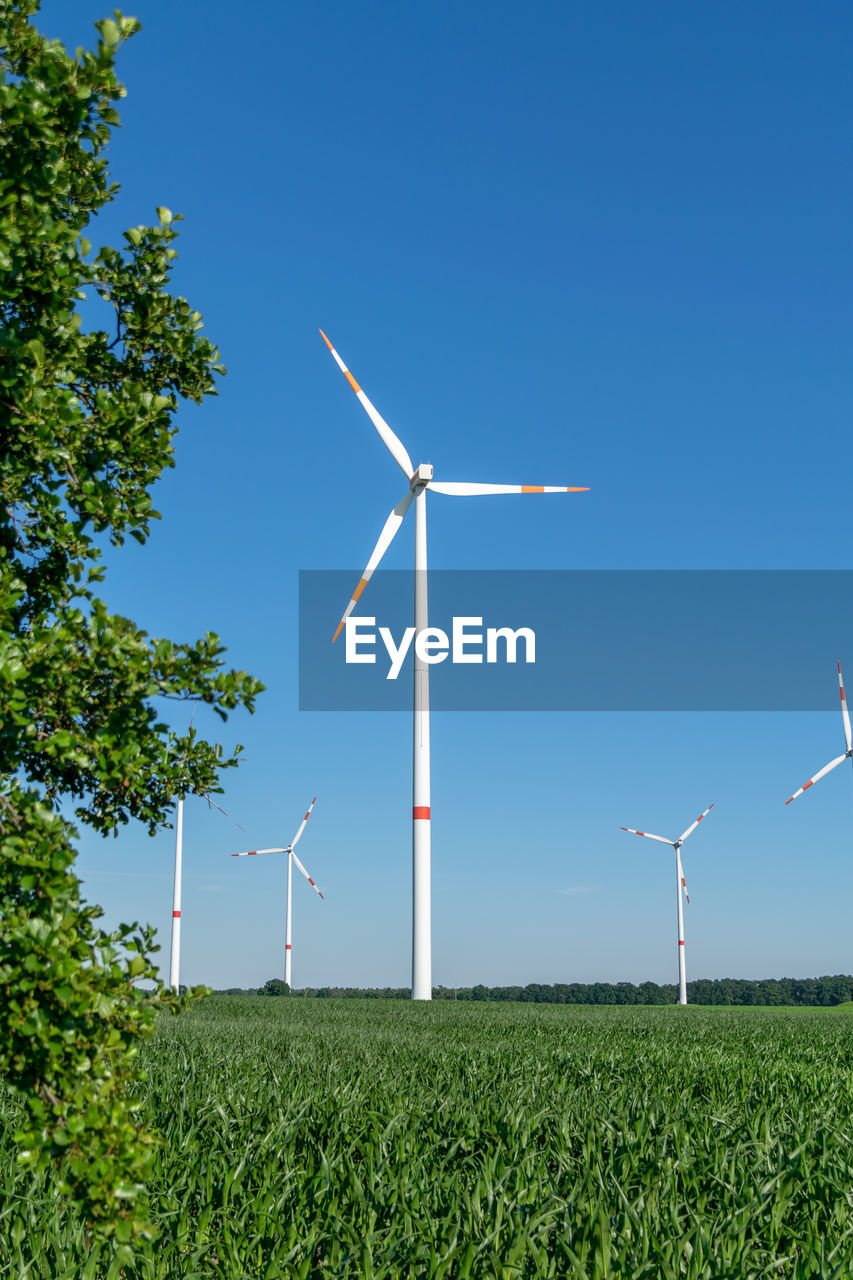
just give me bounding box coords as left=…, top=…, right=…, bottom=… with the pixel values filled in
left=677, top=848, right=690, bottom=905
left=784, top=754, right=850, bottom=804
left=292, top=851, right=324, bottom=899
left=230, top=847, right=287, bottom=857
left=620, top=826, right=674, bottom=846
left=839, top=661, right=852, bottom=752
left=678, top=804, right=714, bottom=844
left=196, top=790, right=246, bottom=832
left=320, top=330, right=414, bottom=478
left=332, top=491, right=414, bottom=642
left=289, top=796, right=317, bottom=849
left=427, top=481, right=589, bottom=496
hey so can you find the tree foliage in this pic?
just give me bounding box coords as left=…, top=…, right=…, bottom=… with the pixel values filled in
left=0, top=0, right=262, bottom=1251
left=217, top=977, right=853, bottom=1007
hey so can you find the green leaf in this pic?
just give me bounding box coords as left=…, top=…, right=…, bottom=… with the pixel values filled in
left=100, top=17, right=120, bottom=46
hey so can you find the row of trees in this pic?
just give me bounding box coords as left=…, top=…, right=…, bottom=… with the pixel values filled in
left=229, top=976, right=853, bottom=1006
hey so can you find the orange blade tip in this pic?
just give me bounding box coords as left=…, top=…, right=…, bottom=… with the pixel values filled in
left=332, top=619, right=345, bottom=644
left=319, top=329, right=333, bottom=351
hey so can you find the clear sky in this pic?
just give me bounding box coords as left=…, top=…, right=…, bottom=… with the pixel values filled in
left=38, top=1, right=853, bottom=990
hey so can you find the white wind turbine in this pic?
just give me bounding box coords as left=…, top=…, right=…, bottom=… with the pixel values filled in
left=620, top=803, right=714, bottom=1005
left=170, top=787, right=244, bottom=993
left=230, top=797, right=324, bottom=989
left=785, top=661, right=853, bottom=807
left=320, top=329, right=589, bottom=1001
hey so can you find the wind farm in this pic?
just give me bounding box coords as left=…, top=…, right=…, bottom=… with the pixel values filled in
left=6, top=0, right=853, bottom=1275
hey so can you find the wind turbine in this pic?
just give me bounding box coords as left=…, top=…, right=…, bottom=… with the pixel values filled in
left=620, top=804, right=714, bottom=1005
left=170, top=787, right=244, bottom=993
left=230, top=797, right=324, bottom=989
left=785, top=661, right=853, bottom=806
left=320, top=329, right=589, bottom=1000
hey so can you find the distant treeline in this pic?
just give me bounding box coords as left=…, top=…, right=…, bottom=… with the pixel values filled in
left=212, top=975, right=853, bottom=1007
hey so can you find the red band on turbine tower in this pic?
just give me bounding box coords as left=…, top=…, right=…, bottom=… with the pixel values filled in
left=678, top=940, right=684, bottom=945
left=413, top=806, right=430, bottom=820
left=285, top=944, right=292, bottom=950
left=172, top=910, right=181, bottom=918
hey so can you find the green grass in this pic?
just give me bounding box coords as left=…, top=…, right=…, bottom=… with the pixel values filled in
left=3, top=999, right=853, bottom=1278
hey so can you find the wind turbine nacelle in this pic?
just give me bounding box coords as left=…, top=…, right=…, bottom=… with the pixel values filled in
left=411, top=463, right=434, bottom=487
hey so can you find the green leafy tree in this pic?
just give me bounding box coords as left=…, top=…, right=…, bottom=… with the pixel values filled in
left=262, top=978, right=290, bottom=997
left=0, top=0, right=262, bottom=1251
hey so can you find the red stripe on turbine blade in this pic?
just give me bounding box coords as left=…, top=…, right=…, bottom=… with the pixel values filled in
left=803, top=780, right=813, bottom=790
left=285, top=944, right=292, bottom=950
left=172, top=910, right=181, bottom=918
left=413, top=806, right=431, bottom=819
left=678, top=940, right=685, bottom=945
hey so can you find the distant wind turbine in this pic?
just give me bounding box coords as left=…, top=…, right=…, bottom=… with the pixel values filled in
left=170, top=787, right=244, bottom=993
left=320, top=329, right=589, bottom=1000
left=785, top=661, right=853, bottom=806
left=230, top=797, right=324, bottom=989
left=620, top=804, right=714, bottom=1005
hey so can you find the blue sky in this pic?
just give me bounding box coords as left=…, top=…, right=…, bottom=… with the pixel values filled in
left=38, top=1, right=853, bottom=990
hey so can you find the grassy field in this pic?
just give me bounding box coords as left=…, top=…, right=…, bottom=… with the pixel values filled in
left=2, top=998, right=853, bottom=1278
